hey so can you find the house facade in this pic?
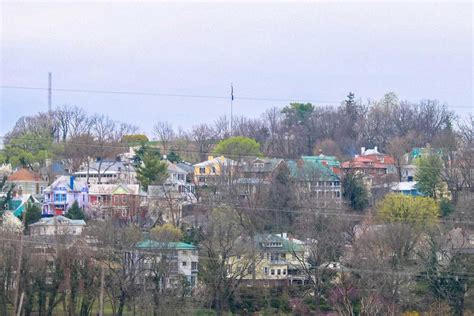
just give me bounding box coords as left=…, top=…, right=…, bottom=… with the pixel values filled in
left=6, top=168, right=48, bottom=199
left=88, top=183, right=146, bottom=220
left=29, top=216, right=86, bottom=236
left=230, top=233, right=309, bottom=286
left=135, top=240, right=199, bottom=290
left=193, top=156, right=235, bottom=185
left=341, top=146, right=397, bottom=186
left=42, top=176, right=89, bottom=216
left=73, top=160, right=137, bottom=184
left=288, top=155, right=342, bottom=208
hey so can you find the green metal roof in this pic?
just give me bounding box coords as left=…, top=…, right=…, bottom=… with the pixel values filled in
left=254, top=234, right=305, bottom=252
left=287, top=159, right=340, bottom=182
left=136, top=240, right=197, bottom=250
left=301, top=155, right=340, bottom=167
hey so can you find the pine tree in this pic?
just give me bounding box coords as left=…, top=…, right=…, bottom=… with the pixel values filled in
left=65, top=201, right=85, bottom=220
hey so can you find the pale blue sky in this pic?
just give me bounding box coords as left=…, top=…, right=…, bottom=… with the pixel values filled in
left=1, top=1, right=472, bottom=137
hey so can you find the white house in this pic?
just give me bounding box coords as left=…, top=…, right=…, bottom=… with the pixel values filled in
left=29, top=216, right=86, bottom=236
left=135, top=239, right=199, bottom=289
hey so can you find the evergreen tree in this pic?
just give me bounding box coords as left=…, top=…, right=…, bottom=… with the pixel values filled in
left=167, top=150, right=181, bottom=163
left=65, top=201, right=85, bottom=220
left=415, top=154, right=443, bottom=198
left=24, top=203, right=42, bottom=229
left=342, top=172, right=369, bottom=211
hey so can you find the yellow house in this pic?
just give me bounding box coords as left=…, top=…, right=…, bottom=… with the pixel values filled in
left=193, top=155, right=235, bottom=185
left=228, top=233, right=309, bottom=286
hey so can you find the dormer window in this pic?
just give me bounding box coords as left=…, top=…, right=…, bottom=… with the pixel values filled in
left=253, top=163, right=264, bottom=168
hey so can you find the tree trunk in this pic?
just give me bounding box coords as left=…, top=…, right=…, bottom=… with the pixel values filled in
left=117, top=290, right=126, bottom=316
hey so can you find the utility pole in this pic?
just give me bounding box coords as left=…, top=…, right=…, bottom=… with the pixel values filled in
left=230, top=83, right=234, bottom=136
left=13, top=210, right=27, bottom=315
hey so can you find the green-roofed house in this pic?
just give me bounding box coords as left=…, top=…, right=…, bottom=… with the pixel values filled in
left=135, top=239, right=199, bottom=289
left=229, top=233, right=310, bottom=286
left=287, top=154, right=342, bottom=208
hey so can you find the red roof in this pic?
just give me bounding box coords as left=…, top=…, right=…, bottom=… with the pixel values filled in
left=342, top=154, right=395, bottom=169
left=7, top=168, right=42, bottom=182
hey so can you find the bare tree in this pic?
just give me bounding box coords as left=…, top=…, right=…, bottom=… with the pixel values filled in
left=154, top=121, right=175, bottom=153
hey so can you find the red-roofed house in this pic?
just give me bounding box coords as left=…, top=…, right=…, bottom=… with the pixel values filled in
left=6, top=168, right=48, bottom=198
left=341, top=147, right=397, bottom=185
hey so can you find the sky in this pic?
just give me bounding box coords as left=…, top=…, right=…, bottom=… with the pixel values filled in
left=1, top=1, right=472, bottom=138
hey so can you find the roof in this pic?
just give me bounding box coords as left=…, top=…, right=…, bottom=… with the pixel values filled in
left=9, top=194, right=40, bottom=217
left=287, top=159, right=340, bottom=181
left=301, top=155, right=340, bottom=168
left=341, top=154, right=395, bottom=169
left=391, top=181, right=418, bottom=191
left=241, top=158, right=284, bottom=173
left=45, top=176, right=88, bottom=192
left=75, top=160, right=135, bottom=175
left=29, top=216, right=86, bottom=227
left=88, top=183, right=141, bottom=195
left=194, top=156, right=235, bottom=168
left=254, top=233, right=305, bottom=252
left=136, top=240, right=197, bottom=250
left=7, top=168, right=43, bottom=182
left=166, top=161, right=188, bottom=174
left=176, top=162, right=194, bottom=173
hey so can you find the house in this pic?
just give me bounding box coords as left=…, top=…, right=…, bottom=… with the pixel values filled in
left=135, top=239, right=199, bottom=289
left=8, top=194, right=41, bottom=217
left=391, top=181, right=423, bottom=196
left=229, top=233, right=309, bottom=286
left=287, top=155, right=342, bottom=207
left=88, top=183, right=146, bottom=220
left=73, top=159, right=137, bottom=184
left=341, top=146, right=397, bottom=186
left=6, top=168, right=48, bottom=199
left=42, top=176, right=89, bottom=216
left=193, top=156, right=236, bottom=185
left=240, top=158, right=285, bottom=181
left=29, top=216, right=86, bottom=236
left=148, top=161, right=197, bottom=225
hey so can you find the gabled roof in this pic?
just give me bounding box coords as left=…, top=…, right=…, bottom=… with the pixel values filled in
left=301, top=154, right=340, bottom=168
left=254, top=233, right=304, bottom=252
left=7, top=168, right=43, bottom=182
left=29, top=216, right=86, bottom=227
left=194, top=156, right=235, bottom=168
left=88, top=183, right=140, bottom=195
left=166, top=161, right=188, bottom=174
left=45, top=176, right=88, bottom=192
left=287, top=159, right=340, bottom=181
left=241, top=158, right=284, bottom=173
left=136, top=240, right=197, bottom=250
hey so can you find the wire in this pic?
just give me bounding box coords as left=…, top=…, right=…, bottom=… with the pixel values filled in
left=2, top=84, right=473, bottom=109
left=0, top=85, right=340, bottom=104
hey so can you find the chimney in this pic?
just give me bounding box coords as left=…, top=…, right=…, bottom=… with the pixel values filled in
left=207, top=155, right=214, bottom=161
left=374, top=146, right=378, bottom=153
left=361, top=147, right=366, bottom=155
left=69, top=176, right=75, bottom=190
left=281, top=232, right=287, bottom=239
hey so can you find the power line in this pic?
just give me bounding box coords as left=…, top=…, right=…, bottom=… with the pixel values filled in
left=2, top=84, right=473, bottom=109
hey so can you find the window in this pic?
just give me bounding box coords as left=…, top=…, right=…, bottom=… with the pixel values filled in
left=191, top=262, right=198, bottom=271
left=198, top=176, right=206, bottom=183
left=199, top=167, right=206, bottom=174
left=178, top=174, right=185, bottom=181
left=182, top=261, right=187, bottom=266
left=264, top=267, right=269, bottom=275
left=122, top=196, right=126, bottom=203
left=211, top=166, right=216, bottom=174
left=236, top=255, right=241, bottom=260
left=277, top=269, right=281, bottom=275
left=283, top=269, right=287, bottom=275
left=270, top=269, right=275, bottom=275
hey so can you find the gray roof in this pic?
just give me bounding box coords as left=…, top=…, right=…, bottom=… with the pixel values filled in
left=29, top=216, right=86, bottom=227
